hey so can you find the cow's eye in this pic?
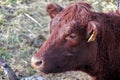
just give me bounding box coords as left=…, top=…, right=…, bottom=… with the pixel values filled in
left=65, top=33, right=79, bottom=45
left=69, top=33, right=77, bottom=39
left=65, top=33, right=78, bottom=41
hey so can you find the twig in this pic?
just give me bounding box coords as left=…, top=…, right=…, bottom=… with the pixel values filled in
left=24, top=13, right=43, bottom=28
left=0, top=56, right=19, bottom=80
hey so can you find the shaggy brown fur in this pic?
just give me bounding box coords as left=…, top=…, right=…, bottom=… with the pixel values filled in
left=31, top=2, right=120, bottom=80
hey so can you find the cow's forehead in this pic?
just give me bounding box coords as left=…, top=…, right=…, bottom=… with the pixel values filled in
left=58, top=21, right=83, bottom=38
left=52, top=16, right=79, bottom=27
left=50, top=20, right=78, bottom=40
left=58, top=20, right=78, bottom=30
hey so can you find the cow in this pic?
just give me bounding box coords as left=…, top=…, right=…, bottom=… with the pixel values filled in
left=31, top=2, right=120, bottom=80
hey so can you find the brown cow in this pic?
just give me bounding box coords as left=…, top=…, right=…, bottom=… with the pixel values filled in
left=31, top=2, right=120, bottom=80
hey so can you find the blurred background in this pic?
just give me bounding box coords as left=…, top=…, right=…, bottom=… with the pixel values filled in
left=0, top=0, right=117, bottom=80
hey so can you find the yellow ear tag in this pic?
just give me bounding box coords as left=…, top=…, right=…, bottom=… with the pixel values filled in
left=87, top=31, right=96, bottom=42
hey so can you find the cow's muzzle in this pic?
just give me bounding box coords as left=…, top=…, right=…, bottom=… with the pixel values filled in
left=31, top=56, right=44, bottom=70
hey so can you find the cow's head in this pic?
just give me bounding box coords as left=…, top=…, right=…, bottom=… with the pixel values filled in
left=31, top=2, right=100, bottom=74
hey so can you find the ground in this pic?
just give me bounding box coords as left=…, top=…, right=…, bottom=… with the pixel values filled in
left=0, top=0, right=116, bottom=80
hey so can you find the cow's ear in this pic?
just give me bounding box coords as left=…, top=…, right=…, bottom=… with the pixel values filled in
left=86, top=21, right=98, bottom=42
left=46, top=3, right=63, bottom=19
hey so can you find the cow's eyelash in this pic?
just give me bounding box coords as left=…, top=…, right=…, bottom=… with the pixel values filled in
left=66, top=33, right=79, bottom=40
left=69, top=34, right=77, bottom=39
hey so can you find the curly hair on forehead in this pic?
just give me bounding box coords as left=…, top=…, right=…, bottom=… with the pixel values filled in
left=59, top=2, right=94, bottom=26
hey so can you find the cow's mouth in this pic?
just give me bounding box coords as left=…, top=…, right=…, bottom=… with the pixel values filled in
left=31, top=56, right=69, bottom=73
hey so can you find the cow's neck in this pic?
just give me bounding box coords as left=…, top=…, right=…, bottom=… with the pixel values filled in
left=94, top=12, right=120, bottom=80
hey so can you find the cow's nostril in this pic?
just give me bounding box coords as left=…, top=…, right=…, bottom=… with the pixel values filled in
left=35, top=60, right=43, bottom=66
left=31, top=56, right=44, bottom=70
